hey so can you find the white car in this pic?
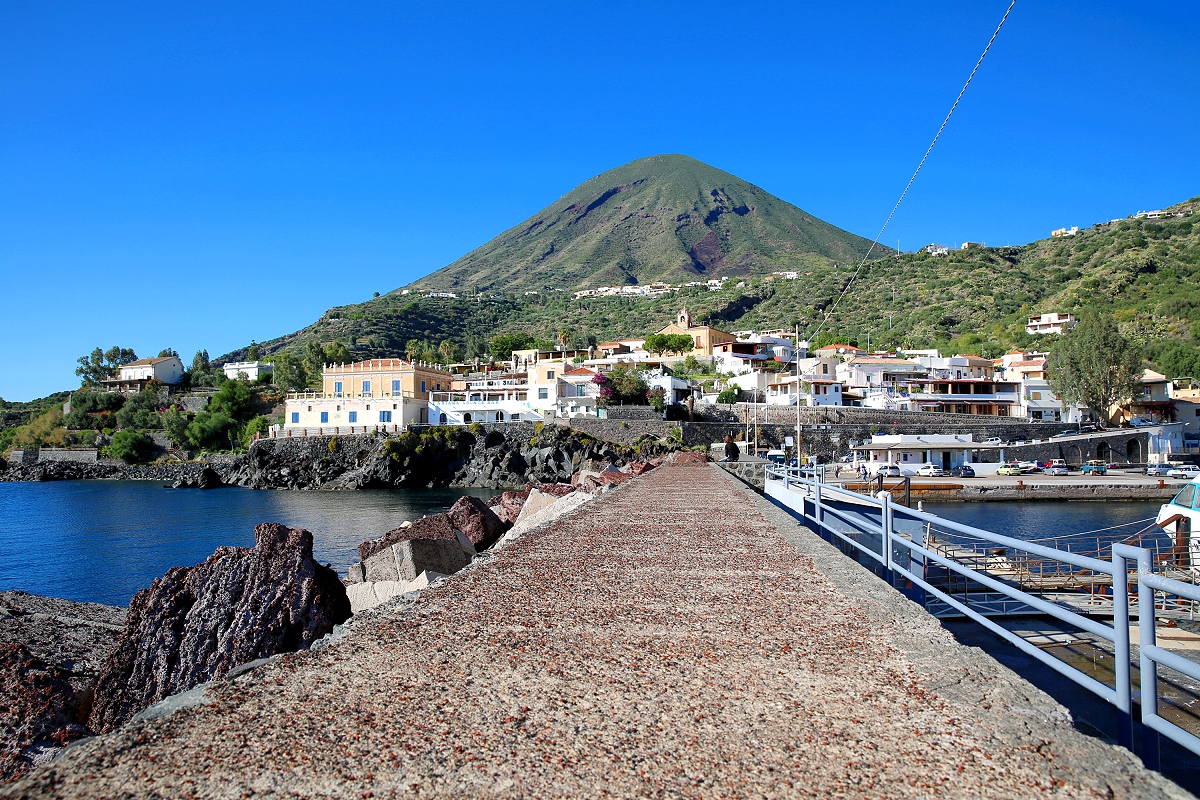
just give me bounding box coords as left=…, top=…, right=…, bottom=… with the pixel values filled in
left=916, top=465, right=945, bottom=477
left=1167, top=465, right=1200, bottom=479
left=875, top=465, right=903, bottom=477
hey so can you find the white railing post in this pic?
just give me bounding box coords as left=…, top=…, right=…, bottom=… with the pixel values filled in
left=1134, top=546, right=1161, bottom=770
left=1110, top=545, right=1135, bottom=750
left=877, top=490, right=893, bottom=572
left=813, top=476, right=823, bottom=534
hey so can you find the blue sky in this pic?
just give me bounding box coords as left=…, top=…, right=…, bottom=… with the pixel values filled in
left=1, top=1, right=1197, bottom=400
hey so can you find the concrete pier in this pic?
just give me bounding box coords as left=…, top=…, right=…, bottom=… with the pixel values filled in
left=8, top=464, right=1190, bottom=798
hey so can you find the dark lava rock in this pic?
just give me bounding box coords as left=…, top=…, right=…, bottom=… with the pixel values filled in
left=88, top=523, right=351, bottom=734
left=0, top=643, right=90, bottom=781
left=170, top=466, right=223, bottom=489
left=446, top=496, right=507, bottom=549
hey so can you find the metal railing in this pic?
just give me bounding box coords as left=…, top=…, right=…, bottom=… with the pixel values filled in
left=763, top=463, right=1200, bottom=769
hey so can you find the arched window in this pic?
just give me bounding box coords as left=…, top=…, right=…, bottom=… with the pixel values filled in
left=1095, top=441, right=1111, bottom=461
left=439, top=413, right=447, bottom=424
left=463, top=412, right=472, bottom=423
left=497, top=411, right=505, bottom=422
left=1126, top=439, right=1141, bottom=463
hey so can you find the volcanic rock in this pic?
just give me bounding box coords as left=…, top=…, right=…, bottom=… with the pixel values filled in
left=0, top=643, right=90, bottom=781
left=446, top=495, right=507, bottom=549
left=487, top=490, right=529, bottom=524
left=88, top=523, right=351, bottom=733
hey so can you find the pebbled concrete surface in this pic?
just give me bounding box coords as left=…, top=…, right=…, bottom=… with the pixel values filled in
left=5, top=465, right=1192, bottom=798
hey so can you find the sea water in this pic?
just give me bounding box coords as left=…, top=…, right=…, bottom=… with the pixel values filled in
left=0, top=481, right=497, bottom=606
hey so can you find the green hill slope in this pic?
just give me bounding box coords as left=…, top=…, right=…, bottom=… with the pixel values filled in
left=230, top=194, right=1200, bottom=382
left=407, top=154, right=884, bottom=293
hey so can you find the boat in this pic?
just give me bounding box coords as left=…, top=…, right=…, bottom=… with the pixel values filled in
left=1154, top=475, right=1200, bottom=574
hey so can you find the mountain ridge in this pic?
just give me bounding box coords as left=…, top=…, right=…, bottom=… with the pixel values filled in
left=404, top=154, right=887, bottom=293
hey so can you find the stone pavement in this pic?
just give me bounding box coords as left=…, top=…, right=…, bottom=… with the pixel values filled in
left=6, top=465, right=1191, bottom=798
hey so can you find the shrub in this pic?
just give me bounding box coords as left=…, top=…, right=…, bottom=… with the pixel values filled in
left=328, top=436, right=339, bottom=453
left=717, top=388, right=739, bottom=404
left=469, top=422, right=484, bottom=434
left=109, top=430, right=155, bottom=463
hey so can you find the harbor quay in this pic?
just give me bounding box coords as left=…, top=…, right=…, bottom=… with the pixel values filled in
left=8, top=464, right=1187, bottom=798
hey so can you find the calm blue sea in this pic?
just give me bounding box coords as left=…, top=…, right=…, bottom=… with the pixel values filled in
left=0, top=481, right=497, bottom=607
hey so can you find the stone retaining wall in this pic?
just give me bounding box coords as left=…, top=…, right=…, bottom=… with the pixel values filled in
left=566, top=418, right=675, bottom=444
left=717, top=460, right=766, bottom=491
left=37, top=449, right=99, bottom=464
left=697, top=404, right=1071, bottom=431
left=601, top=406, right=664, bottom=421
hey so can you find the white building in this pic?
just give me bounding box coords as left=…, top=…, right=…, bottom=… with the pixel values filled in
left=764, top=374, right=843, bottom=406
left=924, top=244, right=949, bottom=256
left=222, top=361, right=274, bottom=382
left=428, top=376, right=542, bottom=425
left=836, top=356, right=927, bottom=390
left=853, top=434, right=980, bottom=475
left=1026, top=313, right=1077, bottom=335
left=119, top=356, right=184, bottom=384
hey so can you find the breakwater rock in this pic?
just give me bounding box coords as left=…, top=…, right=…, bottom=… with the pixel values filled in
left=88, top=523, right=351, bottom=733
left=0, top=592, right=125, bottom=780
left=224, top=422, right=672, bottom=490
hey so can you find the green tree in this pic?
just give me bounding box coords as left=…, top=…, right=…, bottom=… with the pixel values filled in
left=184, top=379, right=256, bottom=451
left=647, top=386, right=667, bottom=412
left=664, top=333, right=696, bottom=355
left=604, top=366, right=649, bottom=405
left=270, top=353, right=308, bottom=392
left=115, top=387, right=164, bottom=430
left=192, top=349, right=210, bottom=373
left=490, top=332, right=535, bottom=360
left=1047, top=314, right=1144, bottom=427
left=157, top=348, right=179, bottom=358
left=717, top=387, right=740, bottom=404
left=64, top=391, right=124, bottom=430
left=162, top=407, right=191, bottom=449
left=642, top=334, right=670, bottom=355
left=247, top=341, right=261, bottom=361
left=437, top=339, right=461, bottom=364
left=75, top=346, right=138, bottom=387
left=109, top=430, right=155, bottom=463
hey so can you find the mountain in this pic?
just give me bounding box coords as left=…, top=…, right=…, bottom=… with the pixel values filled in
left=406, top=154, right=884, bottom=293
left=229, top=187, right=1200, bottom=383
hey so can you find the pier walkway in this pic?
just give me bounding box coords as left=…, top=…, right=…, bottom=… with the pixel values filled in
left=8, top=464, right=1189, bottom=798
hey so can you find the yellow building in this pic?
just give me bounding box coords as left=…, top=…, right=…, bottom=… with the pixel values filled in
left=284, top=358, right=453, bottom=430
left=656, top=309, right=737, bottom=356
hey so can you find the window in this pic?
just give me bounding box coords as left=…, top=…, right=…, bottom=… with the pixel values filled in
left=822, top=364, right=829, bottom=374
left=392, top=379, right=401, bottom=395
left=421, top=380, right=427, bottom=393
left=320, top=412, right=329, bottom=424
left=463, top=413, right=472, bottom=423
left=348, top=411, right=357, bottom=423
left=362, top=380, right=371, bottom=396
left=439, top=413, right=447, bottom=424
left=334, top=381, right=343, bottom=396
left=290, top=412, right=299, bottom=424
left=538, top=388, right=549, bottom=400
left=1174, top=485, right=1196, bottom=509
left=547, top=370, right=555, bottom=379
left=511, top=414, right=519, bottom=421
left=379, top=410, right=392, bottom=423
left=1144, top=386, right=1152, bottom=397
left=392, top=404, right=397, bottom=409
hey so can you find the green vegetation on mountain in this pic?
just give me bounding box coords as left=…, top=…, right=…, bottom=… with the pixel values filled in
left=235, top=193, right=1200, bottom=382
left=408, top=154, right=884, bottom=293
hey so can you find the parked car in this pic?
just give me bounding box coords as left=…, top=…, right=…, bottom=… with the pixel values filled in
left=1145, top=464, right=1172, bottom=476
left=765, top=450, right=787, bottom=464
left=1045, top=465, right=1069, bottom=476
left=1052, top=430, right=1075, bottom=438
left=997, top=463, right=1023, bottom=476
left=1128, top=417, right=1155, bottom=428
left=1081, top=460, right=1108, bottom=475
left=1018, top=461, right=1042, bottom=473
left=916, top=465, right=945, bottom=477
left=1079, top=424, right=1099, bottom=433
left=876, top=465, right=903, bottom=477
left=1167, top=464, right=1200, bottom=479
left=984, top=437, right=1002, bottom=446
left=948, top=465, right=976, bottom=478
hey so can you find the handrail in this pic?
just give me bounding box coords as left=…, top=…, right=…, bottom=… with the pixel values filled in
left=763, top=463, right=1180, bottom=765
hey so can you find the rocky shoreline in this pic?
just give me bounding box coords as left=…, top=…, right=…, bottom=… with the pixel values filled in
left=0, top=422, right=681, bottom=491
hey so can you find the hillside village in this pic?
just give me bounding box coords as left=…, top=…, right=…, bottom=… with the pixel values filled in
left=6, top=298, right=1199, bottom=472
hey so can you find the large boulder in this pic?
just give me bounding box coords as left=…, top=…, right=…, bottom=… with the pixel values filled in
left=88, top=523, right=351, bottom=733
left=446, top=496, right=507, bottom=549
left=487, top=490, right=529, bottom=524
left=0, top=644, right=91, bottom=781
left=358, top=513, right=461, bottom=562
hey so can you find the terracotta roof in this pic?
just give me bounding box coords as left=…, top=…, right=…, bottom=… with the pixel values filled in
left=563, top=367, right=596, bottom=376
left=122, top=356, right=179, bottom=367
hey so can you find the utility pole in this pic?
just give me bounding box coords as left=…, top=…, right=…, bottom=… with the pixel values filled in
left=796, top=323, right=802, bottom=465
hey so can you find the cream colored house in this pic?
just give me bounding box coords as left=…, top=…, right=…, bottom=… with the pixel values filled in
left=655, top=309, right=736, bottom=356
left=284, top=359, right=453, bottom=430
